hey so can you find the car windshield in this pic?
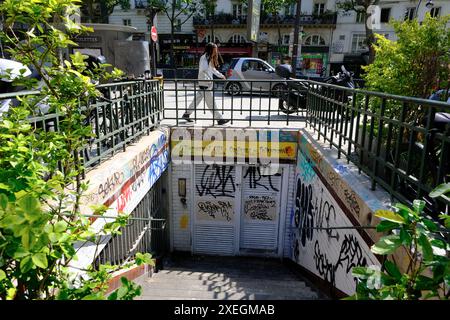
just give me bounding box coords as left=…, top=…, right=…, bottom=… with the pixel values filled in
left=230, top=58, right=239, bottom=69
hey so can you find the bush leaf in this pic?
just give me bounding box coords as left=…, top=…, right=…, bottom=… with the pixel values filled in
left=375, top=210, right=405, bottom=224
left=32, top=253, right=48, bottom=269
left=429, top=183, right=450, bottom=198
left=372, top=235, right=402, bottom=255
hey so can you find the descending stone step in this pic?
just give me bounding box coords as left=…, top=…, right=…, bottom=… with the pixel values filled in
left=151, top=271, right=300, bottom=282
left=135, top=255, right=324, bottom=300
left=141, top=281, right=313, bottom=296
left=137, top=289, right=318, bottom=300
left=146, top=278, right=307, bottom=289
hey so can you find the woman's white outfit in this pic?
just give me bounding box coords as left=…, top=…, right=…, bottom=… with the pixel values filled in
left=184, top=54, right=224, bottom=120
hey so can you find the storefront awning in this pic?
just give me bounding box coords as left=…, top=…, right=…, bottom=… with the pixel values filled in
left=187, top=47, right=252, bottom=55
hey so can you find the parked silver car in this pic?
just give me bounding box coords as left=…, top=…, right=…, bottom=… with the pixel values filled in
left=224, top=57, right=286, bottom=96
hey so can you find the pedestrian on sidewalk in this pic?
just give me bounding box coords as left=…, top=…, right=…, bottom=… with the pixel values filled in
left=182, top=42, right=230, bottom=125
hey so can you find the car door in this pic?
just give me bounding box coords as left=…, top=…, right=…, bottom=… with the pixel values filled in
left=241, top=59, right=273, bottom=92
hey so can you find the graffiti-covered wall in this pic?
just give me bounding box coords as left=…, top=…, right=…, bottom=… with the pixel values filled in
left=71, top=129, right=170, bottom=273
left=289, top=131, right=382, bottom=296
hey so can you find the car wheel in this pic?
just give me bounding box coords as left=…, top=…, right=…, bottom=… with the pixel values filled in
left=226, top=82, right=242, bottom=96
left=272, top=83, right=287, bottom=98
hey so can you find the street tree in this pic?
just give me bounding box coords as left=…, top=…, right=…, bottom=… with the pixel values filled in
left=81, top=0, right=131, bottom=23
left=262, top=0, right=296, bottom=47
left=199, top=0, right=216, bottom=40
left=336, top=0, right=380, bottom=64
left=148, top=0, right=201, bottom=67
left=363, top=14, right=450, bottom=99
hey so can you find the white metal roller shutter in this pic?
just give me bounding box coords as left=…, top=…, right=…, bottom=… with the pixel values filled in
left=240, top=166, right=282, bottom=251
left=193, top=164, right=236, bottom=256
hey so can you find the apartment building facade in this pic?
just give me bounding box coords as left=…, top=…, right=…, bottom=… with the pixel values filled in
left=108, top=0, right=449, bottom=77
left=330, top=0, right=449, bottom=76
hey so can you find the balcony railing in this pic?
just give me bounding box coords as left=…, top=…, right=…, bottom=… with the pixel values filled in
left=134, top=0, right=148, bottom=9
left=193, top=13, right=337, bottom=27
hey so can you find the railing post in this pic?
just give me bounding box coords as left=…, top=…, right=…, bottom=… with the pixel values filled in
left=372, top=98, right=386, bottom=190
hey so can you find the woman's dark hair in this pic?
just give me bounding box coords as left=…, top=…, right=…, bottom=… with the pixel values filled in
left=203, top=42, right=219, bottom=68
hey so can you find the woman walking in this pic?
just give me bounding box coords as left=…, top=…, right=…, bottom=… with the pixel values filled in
left=182, top=43, right=230, bottom=125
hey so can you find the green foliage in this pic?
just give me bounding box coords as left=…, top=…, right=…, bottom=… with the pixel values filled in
left=336, top=0, right=378, bottom=14
left=80, top=0, right=131, bottom=23
left=350, top=185, right=450, bottom=300
left=430, top=183, right=450, bottom=229
left=0, top=0, right=151, bottom=300
left=261, top=0, right=295, bottom=15
left=148, top=0, right=200, bottom=20
left=363, top=14, right=450, bottom=99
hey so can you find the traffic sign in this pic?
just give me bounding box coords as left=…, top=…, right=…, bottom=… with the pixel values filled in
left=151, top=26, right=158, bottom=42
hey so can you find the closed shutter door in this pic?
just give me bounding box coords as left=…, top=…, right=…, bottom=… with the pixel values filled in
left=193, top=164, right=237, bottom=255
left=240, top=166, right=282, bottom=252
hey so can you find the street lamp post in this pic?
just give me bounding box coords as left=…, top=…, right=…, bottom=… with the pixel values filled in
left=291, top=0, right=302, bottom=77
left=414, top=0, right=434, bottom=19
left=146, top=6, right=161, bottom=76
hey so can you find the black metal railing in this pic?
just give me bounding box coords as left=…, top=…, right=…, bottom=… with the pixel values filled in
left=162, top=79, right=310, bottom=127
left=164, top=78, right=449, bottom=215
left=83, top=80, right=163, bottom=168
left=193, top=13, right=337, bottom=26
left=0, top=80, right=164, bottom=172
left=305, top=81, right=449, bottom=216
left=262, top=13, right=337, bottom=25
left=2, top=77, right=448, bottom=217
left=94, top=178, right=167, bottom=268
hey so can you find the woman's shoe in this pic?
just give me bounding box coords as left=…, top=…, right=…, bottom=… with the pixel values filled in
left=217, top=119, right=230, bottom=125
left=182, top=113, right=194, bottom=122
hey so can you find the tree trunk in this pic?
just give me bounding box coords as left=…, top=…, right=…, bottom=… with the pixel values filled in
left=87, top=0, right=94, bottom=23
left=364, top=11, right=376, bottom=64
left=170, top=24, right=175, bottom=70
left=170, top=0, right=176, bottom=71
left=211, top=13, right=215, bottom=42
left=276, top=14, right=282, bottom=47
left=99, top=2, right=109, bottom=24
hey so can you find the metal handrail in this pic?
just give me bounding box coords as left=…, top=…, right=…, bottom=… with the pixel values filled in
left=0, top=80, right=164, bottom=172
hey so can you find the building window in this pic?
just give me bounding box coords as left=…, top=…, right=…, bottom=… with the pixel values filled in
left=430, top=7, right=441, bottom=18
left=123, top=19, right=131, bottom=26
left=380, top=8, right=390, bottom=23
left=284, top=4, right=295, bottom=16
left=352, top=34, right=367, bottom=52
left=404, top=7, right=415, bottom=20
left=304, top=35, right=326, bottom=46
left=204, top=35, right=220, bottom=44
left=282, top=34, right=290, bottom=45
left=356, top=11, right=365, bottom=23
left=135, top=0, right=147, bottom=9
left=232, top=4, right=246, bottom=19
left=229, top=34, right=246, bottom=44
left=339, top=35, right=345, bottom=41
left=313, top=3, right=325, bottom=15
